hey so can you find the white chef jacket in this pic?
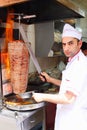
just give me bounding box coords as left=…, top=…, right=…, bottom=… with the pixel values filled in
left=55, top=50, right=87, bottom=130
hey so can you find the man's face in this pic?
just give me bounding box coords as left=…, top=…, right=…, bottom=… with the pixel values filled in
left=62, top=37, right=82, bottom=58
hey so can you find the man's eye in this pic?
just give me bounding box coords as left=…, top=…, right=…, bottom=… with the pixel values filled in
left=69, top=41, right=73, bottom=45
left=62, top=43, right=66, bottom=46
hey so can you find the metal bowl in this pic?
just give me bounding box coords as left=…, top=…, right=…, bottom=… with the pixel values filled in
left=19, top=91, right=34, bottom=99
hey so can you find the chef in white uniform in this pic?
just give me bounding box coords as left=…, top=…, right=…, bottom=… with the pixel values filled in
left=33, top=24, right=87, bottom=130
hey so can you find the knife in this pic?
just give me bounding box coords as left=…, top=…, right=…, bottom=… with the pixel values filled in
left=19, top=25, right=42, bottom=74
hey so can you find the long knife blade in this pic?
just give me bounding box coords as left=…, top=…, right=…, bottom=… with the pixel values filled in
left=19, top=25, right=41, bottom=74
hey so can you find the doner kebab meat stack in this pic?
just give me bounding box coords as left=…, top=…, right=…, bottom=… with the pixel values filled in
left=8, top=40, right=29, bottom=94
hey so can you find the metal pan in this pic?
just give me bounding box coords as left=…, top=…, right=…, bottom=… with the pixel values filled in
left=5, top=101, right=45, bottom=111
left=4, top=91, right=45, bottom=111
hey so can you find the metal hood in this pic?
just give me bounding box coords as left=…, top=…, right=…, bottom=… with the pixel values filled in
left=0, top=0, right=85, bottom=24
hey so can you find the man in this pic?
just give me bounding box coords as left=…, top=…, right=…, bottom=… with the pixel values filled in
left=33, top=24, right=87, bottom=130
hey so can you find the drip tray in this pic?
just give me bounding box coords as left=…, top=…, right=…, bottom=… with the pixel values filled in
left=6, top=101, right=45, bottom=111
left=4, top=92, right=45, bottom=111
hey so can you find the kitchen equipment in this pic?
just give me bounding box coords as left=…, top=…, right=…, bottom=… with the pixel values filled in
left=0, top=43, right=4, bottom=110
left=0, top=107, right=45, bottom=130
left=0, top=0, right=85, bottom=25
left=4, top=91, right=45, bottom=111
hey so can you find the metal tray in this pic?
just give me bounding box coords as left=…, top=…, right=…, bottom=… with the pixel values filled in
left=4, top=91, right=45, bottom=111
left=5, top=101, right=45, bottom=111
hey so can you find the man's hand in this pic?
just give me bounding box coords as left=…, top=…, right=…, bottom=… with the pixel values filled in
left=40, top=72, right=51, bottom=82
left=32, top=93, right=44, bottom=102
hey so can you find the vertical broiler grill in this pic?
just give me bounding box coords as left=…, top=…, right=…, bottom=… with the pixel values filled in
left=0, top=21, right=45, bottom=111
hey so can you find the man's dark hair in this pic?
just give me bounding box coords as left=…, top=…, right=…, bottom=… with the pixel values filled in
left=81, top=42, right=87, bottom=50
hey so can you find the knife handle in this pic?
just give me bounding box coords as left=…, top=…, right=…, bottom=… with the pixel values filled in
left=40, top=73, right=47, bottom=82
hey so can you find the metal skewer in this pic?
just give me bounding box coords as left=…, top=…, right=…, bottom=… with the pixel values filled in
left=0, top=42, right=4, bottom=110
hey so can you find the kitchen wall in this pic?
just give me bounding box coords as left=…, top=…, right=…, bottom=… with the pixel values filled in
left=76, top=18, right=87, bottom=42
left=70, top=0, right=87, bottom=41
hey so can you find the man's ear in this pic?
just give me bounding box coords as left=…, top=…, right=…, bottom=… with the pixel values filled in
left=79, top=40, right=82, bottom=48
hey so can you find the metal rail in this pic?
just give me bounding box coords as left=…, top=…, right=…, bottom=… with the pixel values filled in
left=0, top=42, right=4, bottom=110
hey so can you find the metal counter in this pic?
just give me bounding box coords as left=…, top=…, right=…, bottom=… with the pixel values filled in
left=0, top=107, right=46, bottom=130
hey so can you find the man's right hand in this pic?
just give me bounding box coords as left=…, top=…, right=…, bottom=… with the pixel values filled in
left=40, top=72, right=51, bottom=82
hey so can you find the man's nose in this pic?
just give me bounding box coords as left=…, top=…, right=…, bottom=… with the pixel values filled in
left=64, top=44, right=69, bottom=51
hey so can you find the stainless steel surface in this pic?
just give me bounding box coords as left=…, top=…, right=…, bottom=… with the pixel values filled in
left=0, top=44, right=3, bottom=110
left=35, top=21, right=54, bottom=57
left=4, top=92, right=45, bottom=111
left=19, top=25, right=41, bottom=74
left=71, top=0, right=87, bottom=14
left=5, top=101, right=45, bottom=111
left=0, top=107, right=46, bottom=130
left=22, top=108, right=44, bottom=130
left=57, top=0, right=85, bottom=17
left=19, top=91, right=34, bottom=99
